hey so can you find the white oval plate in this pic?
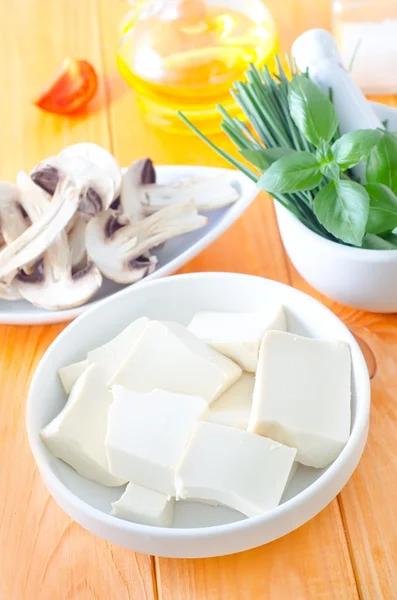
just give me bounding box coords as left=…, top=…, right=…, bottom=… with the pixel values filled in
left=0, top=166, right=257, bottom=325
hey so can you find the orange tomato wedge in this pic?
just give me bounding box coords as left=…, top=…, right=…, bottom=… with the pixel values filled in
left=34, top=58, right=98, bottom=114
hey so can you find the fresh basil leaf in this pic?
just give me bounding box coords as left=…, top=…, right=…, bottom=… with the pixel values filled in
left=258, top=151, right=322, bottom=194
left=362, top=233, right=397, bottom=250
left=366, top=133, right=397, bottom=187
left=288, top=75, right=338, bottom=146
left=313, top=180, right=369, bottom=245
left=364, top=183, right=397, bottom=234
left=239, top=147, right=293, bottom=171
left=315, top=140, right=340, bottom=179
left=320, top=161, right=340, bottom=180
left=390, top=171, right=397, bottom=195
left=316, top=139, right=334, bottom=162
left=332, top=130, right=383, bottom=169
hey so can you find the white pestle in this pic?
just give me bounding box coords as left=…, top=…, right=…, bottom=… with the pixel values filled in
left=292, top=29, right=383, bottom=182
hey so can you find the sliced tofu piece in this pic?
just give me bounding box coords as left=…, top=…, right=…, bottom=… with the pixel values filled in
left=57, top=317, right=150, bottom=393
left=111, top=482, right=175, bottom=527
left=209, top=372, right=254, bottom=430
left=106, top=387, right=209, bottom=495
left=41, top=364, right=126, bottom=487
left=87, top=316, right=150, bottom=384
left=248, top=331, right=351, bottom=468
left=110, top=321, right=241, bottom=404
left=175, top=421, right=296, bottom=517
left=58, top=359, right=88, bottom=394
left=187, top=306, right=286, bottom=372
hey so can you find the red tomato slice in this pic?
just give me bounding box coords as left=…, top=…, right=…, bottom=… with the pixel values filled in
left=34, top=58, right=98, bottom=114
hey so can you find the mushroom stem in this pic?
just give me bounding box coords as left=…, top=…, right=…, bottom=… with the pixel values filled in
left=16, top=172, right=102, bottom=310
left=0, top=176, right=80, bottom=280
left=139, top=175, right=240, bottom=214
left=0, top=182, right=31, bottom=282
left=85, top=200, right=207, bottom=283
left=68, top=217, right=87, bottom=269
left=0, top=182, right=28, bottom=244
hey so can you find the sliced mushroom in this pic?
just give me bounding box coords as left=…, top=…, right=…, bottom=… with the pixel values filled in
left=15, top=172, right=102, bottom=310
left=16, top=247, right=102, bottom=310
left=60, top=143, right=122, bottom=200
left=85, top=200, right=207, bottom=283
left=0, top=181, right=40, bottom=281
left=121, top=158, right=156, bottom=221
left=30, top=163, right=59, bottom=195
left=31, top=154, right=114, bottom=219
left=0, top=182, right=28, bottom=244
left=0, top=176, right=80, bottom=280
left=140, top=174, right=240, bottom=214
left=68, top=216, right=87, bottom=270
left=0, top=280, right=22, bottom=300
left=121, top=160, right=239, bottom=218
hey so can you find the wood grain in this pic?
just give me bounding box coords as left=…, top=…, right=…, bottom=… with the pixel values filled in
left=2, top=0, right=397, bottom=598
left=0, top=1, right=153, bottom=599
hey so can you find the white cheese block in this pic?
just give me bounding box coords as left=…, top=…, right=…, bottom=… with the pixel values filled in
left=106, top=387, right=209, bottom=495
left=111, top=482, right=175, bottom=527
left=248, top=331, right=351, bottom=468
left=175, top=421, right=296, bottom=516
left=209, top=372, right=254, bottom=430
left=58, top=359, right=88, bottom=394
left=87, top=316, right=150, bottom=384
left=187, top=306, right=286, bottom=371
left=41, top=364, right=126, bottom=487
left=109, top=321, right=241, bottom=404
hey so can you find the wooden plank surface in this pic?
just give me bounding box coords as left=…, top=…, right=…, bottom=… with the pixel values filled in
left=0, top=2, right=154, bottom=599
left=1, top=0, right=397, bottom=599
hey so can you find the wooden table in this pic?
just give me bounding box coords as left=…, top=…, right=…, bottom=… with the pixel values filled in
left=1, top=1, right=397, bottom=598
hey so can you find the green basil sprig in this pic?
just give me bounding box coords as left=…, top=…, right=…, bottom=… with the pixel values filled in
left=180, top=58, right=397, bottom=249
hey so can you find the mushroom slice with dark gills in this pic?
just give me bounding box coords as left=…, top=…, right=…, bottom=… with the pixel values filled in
left=15, top=172, right=102, bottom=310
left=121, top=159, right=239, bottom=218
left=0, top=176, right=80, bottom=281
left=85, top=200, right=207, bottom=284
left=139, top=174, right=240, bottom=214
left=31, top=154, right=114, bottom=218
left=59, top=143, right=122, bottom=200
left=121, top=158, right=156, bottom=222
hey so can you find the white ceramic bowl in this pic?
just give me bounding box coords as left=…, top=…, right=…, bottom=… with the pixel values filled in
left=275, top=102, right=397, bottom=314
left=275, top=203, right=397, bottom=312
left=26, top=273, right=370, bottom=558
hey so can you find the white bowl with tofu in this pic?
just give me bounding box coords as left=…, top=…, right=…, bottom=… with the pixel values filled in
left=26, top=272, right=370, bottom=558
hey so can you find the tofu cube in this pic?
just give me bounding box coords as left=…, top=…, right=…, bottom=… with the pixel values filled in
left=106, top=387, right=209, bottom=495
left=109, top=321, right=241, bottom=404
left=209, top=372, right=254, bottom=430
left=41, top=364, right=126, bottom=487
left=248, top=331, right=351, bottom=468
left=111, top=482, right=175, bottom=527
left=87, top=316, right=150, bottom=384
left=175, top=421, right=296, bottom=516
left=187, top=306, right=286, bottom=371
left=58, top=317, right=150, bottom=393
left=58, top=359, right=88, bottom=394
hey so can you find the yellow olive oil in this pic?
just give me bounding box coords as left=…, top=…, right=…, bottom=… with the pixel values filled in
left=117, top=2, right=278, bottom=133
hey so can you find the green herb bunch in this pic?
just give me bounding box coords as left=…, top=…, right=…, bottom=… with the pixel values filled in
left=180, top=58, right=397, bottom=249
